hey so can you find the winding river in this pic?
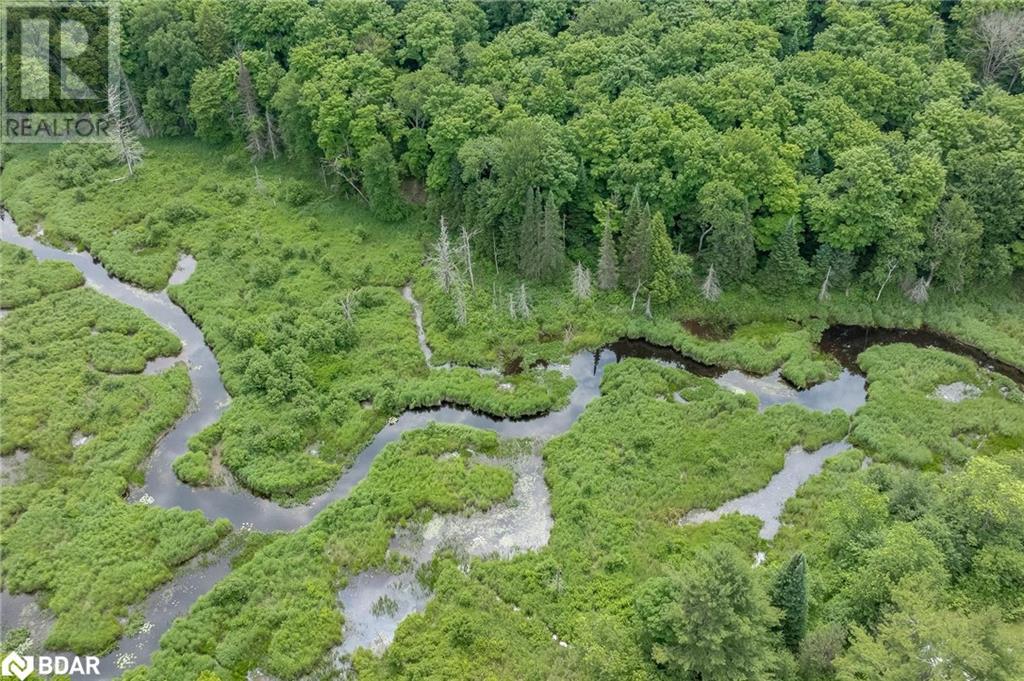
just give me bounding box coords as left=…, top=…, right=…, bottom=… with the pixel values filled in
left=0, top=211, right=1014, bottom=678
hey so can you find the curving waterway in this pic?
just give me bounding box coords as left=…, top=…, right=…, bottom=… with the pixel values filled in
left=1, top=211, right=1015, bottom=678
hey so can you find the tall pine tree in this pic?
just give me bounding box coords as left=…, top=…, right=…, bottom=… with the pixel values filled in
left=770, top=552, right=808, bottom=653
left=536, top=192, right=566, bottom=281
left=647, top=211, right=679, bottom=303
left=763, top=218, right=809, bottom=294
left=518, top=187, right=540, bottom=278
left=621, top=188, right=652, bottom=289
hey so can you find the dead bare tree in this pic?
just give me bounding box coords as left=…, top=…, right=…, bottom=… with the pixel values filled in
left=572, top=261, right=592, bottom=300
left=630, top=279, right=645, bottom=311
left=237, top=52, right=266, bottom=161
left=644, top=293, right=652, bottom=319
left=974, top=10, right=1024, bottom=86
left=340, top=291, right=357, bottom=322
left=508, top=291, right=518, bottom=320
left=701, top=265, right=721, bottom=302
left=697, top=224, right=713, bottom=255
left=818, top=265, right=832, bottom=303
left=106, top=83, right=143, bottom=177
left=517, top=283, right=531, bottom=319
left=907, top=276, right=930, bottom=304
left=427, top=217, right=458, bottom=293
left=453, top=281, right=468, bottom=326
left=875, top=257, right=899, bottom=302
left=458, top=224, right=478, bottom=289
left=252, top=165, right=267, bottom=194
left=264, top=109, right=279, bottom=161
left=324, top=155, right=368, bottom=203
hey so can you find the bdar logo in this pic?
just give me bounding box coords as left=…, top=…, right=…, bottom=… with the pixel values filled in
left=1, top=652, right=33, bottom=681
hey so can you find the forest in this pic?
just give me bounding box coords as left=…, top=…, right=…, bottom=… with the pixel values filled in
left=1, top=1, right=1023, bottom=681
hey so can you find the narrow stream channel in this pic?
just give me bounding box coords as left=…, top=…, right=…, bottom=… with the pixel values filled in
left=1, top=212, right=1016, bottom=678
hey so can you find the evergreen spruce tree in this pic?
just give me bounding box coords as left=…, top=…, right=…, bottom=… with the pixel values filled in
left=619, top=187, right=648, bottom=288
left=636, top=544, right=778, bottom=679
left=770, top=552, right=808, bottom=653
left=764, top=218, right=809, bottom=294
left=518, top=187, right=540, bottom=278
left=597, top=224, right=619, bottom=290
left=537, top=192, right=566, bottom=280
left=647, top=211, right=679, bottom=303
left=622, top=200, right=652, bottom=289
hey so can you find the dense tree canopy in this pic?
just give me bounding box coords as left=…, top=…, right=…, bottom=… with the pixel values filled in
left=119, top=0, right=1023, bottom=304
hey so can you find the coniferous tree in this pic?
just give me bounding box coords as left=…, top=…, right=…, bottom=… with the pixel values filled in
left=597, top=224, right=619, bottom=290
left=620, top=187, right=652, bottom=288
left=764, top=218, right=810, bottom=294
left=623, top=207, right=652, bottom=289
left=518, top=187, right=540, bottom=278
left=647, top=211, right=679, bottom=303
left=771, top=552, right=808, bottom=653
left=237, top=52, right=267, bottom=161
left=636, top=544, right=778, bottom=679
left=701, top=181, right=755, bottom=284
left=537, top=192, right=566, bottom=280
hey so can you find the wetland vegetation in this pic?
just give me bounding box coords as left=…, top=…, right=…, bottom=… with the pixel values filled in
left=2, top=0, right=1024, bottom=680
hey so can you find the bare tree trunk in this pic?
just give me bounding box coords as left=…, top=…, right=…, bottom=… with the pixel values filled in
left=453, top=283, right=468, bottom=326
left=644, top=293, right=652, bottom=319
left=630, top=279, right=644, bottom=312
left=340, top=291, right=356, bottom=322
left=107, top=83, right=143, bottom=177
left=701, top=265, right=721, bottom=302
left=697, top=226, right=713, bottom=255
left=325, top=157, right=369, bottom=204
left=237, top=52, right=265, bottom=160
left=875, top=259, right=898, bottom=302
left=428, top=216, right=458, bottom=293
left=818, top=265, right=832, bottom=303
left=459, top=225, right=477, bottom=289
left=517, top=283, right=530, bottom=319
left=975, top=11, right=1024, bottom=83
left=264, top=109, right=279, bottom=160
left=492, top=232, right=500, bottom=279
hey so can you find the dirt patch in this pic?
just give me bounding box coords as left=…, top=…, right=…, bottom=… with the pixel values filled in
left=680, top=318, right=733, bottom=341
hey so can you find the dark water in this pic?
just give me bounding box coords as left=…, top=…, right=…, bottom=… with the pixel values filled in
left=1, top=212, right=1016, bottom=677
left=821, top=324, right=1024, bottom=385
